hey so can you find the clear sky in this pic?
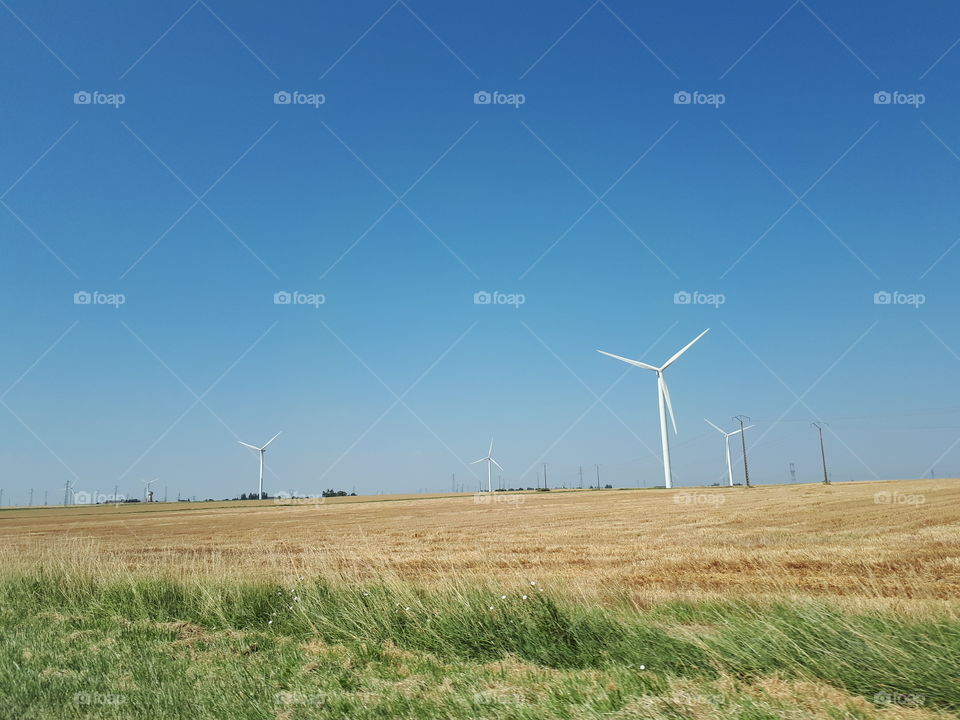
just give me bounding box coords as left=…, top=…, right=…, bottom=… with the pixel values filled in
left=3, top=1, right=960, bottom=502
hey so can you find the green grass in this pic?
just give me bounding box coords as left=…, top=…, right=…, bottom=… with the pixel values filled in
left=2, top=572, right=957, bottom=719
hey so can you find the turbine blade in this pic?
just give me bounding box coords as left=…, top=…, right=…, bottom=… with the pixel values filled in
left=261, top=431, right=282, bottom=449
left=471, top=458, right=486, bottom=465
left=660, top=375, right=677, bottom=434
left=237, top=441, right=259, bottom=450
left=488, top=438, right=494, bottom=456
left=490, top=458, right=503, bottom=471
left=596, top=350, right=658, bottom=371
left=659, top=328, right=710, bottom=370
left=704, top=418, right=724, bottom=434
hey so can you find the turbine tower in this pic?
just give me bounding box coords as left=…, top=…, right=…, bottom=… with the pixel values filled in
left=471, top=439, right=502, bottom=493
left=705, top=419, right=753, bottom=486
left=238, top=432, right=281, bottom=500
left=597, top=329, right=709, bottom=489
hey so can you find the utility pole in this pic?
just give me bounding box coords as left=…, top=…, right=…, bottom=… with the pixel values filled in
left=63, top=480, right=71, bottom=506
left=812, top=422, right=829, bottom=484
left=595, top=464, right=600, bottom=488
left=536, top=471, right=540, bottom=489
left=733, top=416, right=751, bottom=487
left=542, top=463, right=547, bottom=489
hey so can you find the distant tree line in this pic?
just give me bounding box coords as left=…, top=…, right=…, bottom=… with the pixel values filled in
left=194, top=490, right=360, bottom=502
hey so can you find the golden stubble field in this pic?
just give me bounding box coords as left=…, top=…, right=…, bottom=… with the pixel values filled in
left=2, top=479, right=957, bottom=608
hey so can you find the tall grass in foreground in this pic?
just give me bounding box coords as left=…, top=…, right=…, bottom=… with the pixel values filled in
left=2, top=569, right=958, bottom=719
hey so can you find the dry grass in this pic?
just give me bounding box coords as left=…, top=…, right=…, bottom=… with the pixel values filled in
left=2, top=479, right=958, bottom=609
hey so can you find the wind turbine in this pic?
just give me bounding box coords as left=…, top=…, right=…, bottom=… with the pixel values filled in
left=238, top=432, right=281, bottom=500
left=471, top=439, right=502, bottom=493
left=597, top=329, right=709, bottom=489
left=705, top=419, right=753, bottom=486
left=142, top=477, right=157, bottom=502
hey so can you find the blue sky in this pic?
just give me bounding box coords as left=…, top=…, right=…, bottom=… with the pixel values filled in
left=3, top=0, right=960, bottom=502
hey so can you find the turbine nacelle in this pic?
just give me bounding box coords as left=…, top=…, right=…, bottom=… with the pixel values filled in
left=596, top=328, right=709, bottom=437
left=238, top=431, right=281, bottom=453
left=704, top=419, right=753, bottom=438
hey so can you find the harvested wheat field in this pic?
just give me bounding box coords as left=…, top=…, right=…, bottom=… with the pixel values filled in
left=3, top=478, right=958, bottom=605
left=5, top=479, right=960, bottom=719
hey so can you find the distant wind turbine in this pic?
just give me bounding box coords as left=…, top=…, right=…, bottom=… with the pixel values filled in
left=238, top=432, right=281, bottom=500
left=597, top=329, right=710, bottom=489
left=704, top=419, right=753, bottom=486
left=471, top=439, right=502, bottom=493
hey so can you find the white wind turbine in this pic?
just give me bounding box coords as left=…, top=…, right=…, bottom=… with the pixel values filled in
left=597, top=329, right=709, bottom=489
left=471, top=439, right=502, bottom=493
left=238, top=432, right=281, bottom=500
left=704, top=419, right=753, bottom=486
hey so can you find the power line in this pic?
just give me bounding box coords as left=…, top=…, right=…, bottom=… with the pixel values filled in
left=733, top=415, right=751, bottom=487
left=812, top=422, right=830, bottom=484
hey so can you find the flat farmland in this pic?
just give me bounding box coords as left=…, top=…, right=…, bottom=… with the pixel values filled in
left=3, top=479, right=957, bottom=605
left=5, top=479, right=960, bottom=719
